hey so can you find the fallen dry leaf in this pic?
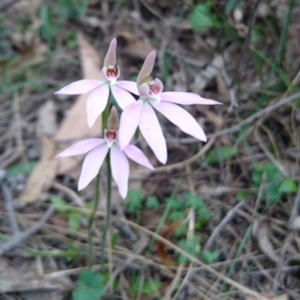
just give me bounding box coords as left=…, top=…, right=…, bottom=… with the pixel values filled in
left=18, top=136, right=58, bottom=205
left=37, top=99, right=57, bottom=137
left=0, top=257, right=72, bottom=299
left=118, top=31, right=154, bottom=59
left=157, top=219, right=184, bottom=266
left=252, top=218, right=280, bottom=264
left=289, top=216, right=300, bottom=230
left=55, top=33, right=102, bottom=174
left=245, top=293, right=288, bottom=300
left=273, top=295, right=288, bottom=300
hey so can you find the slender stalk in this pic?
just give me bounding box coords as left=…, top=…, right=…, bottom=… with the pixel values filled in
left=101, top=154, right=112, bottom=266
left=88, top=171, right=101, bottom=267
left=87, top=98, right=110, bottom=267
left=100, top=100, right=111, bottom=268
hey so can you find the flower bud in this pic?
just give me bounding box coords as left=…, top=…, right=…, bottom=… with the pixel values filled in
left=107, top=106, right=119, bottom=129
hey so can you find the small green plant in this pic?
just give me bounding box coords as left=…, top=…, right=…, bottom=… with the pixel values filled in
left=130, top=275, right=162, bottom=297
left=7, top=160, right=38, bottom=178
left=205, top=146, right=237, bottom=164
left=125, top=189, right=144, bottom=212
left=201, top=250, right=220, bottom=264
left=252, top=162, right=298, bottom=203
left=126, top=190, right=160, bottom=211
left=50, top=196, right=84, bottom=232
left=146, top=196, right=160, bottom=209
left=188, top=2, right=218, bottom=32
left=72, top=270, right=105, bottom=300
left=178, top=237, right=201, bottom=264
left=167, top=193, right=210, bottom=230
left=39, top=0, right=88, bottom=48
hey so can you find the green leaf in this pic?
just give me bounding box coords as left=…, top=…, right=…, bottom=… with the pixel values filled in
left=205, top=146, right=237, bottom=164
left=68, top=213, right=81, bottom=232
left=7, top=161, right=38, bottom=178
left=189, top=3, right=217, bottom=32
left=174, top=223, right=188, bottom=237
left=265, top=163, right=284, bottom=182
left=110, top=231, right=119, bottom=249
left=85, top=200, right=95, bottom=210
left=131, top=279, right=162, bottom=296
left=225, top=0, right=237, bottom=16
left=64, top=246, right=78, bottom=263
left=72, top=270, right=104, bottom=300
left=185, top=193, right=210, bottom=225
left=265, top=184, right=280, bottom=202
left=178, top=237, right=201, bottom=264
left=146, top=196, right=160, bottom=209
left=141, top=279, right=162, bottom=295
left=169, top=211, right=184, bottom=222
left=202, top=250, right=220, bottom=264
left=252, top=167, right=264, bottom=186
left=126, top=190, right=144, bottom=212
left=236, top=190, right=249, bottom=201
left=279, top=178, right=298, bottom=194
left=50, top=196, right=68, bottom=213
left=166, top=198, right=183, bottom=210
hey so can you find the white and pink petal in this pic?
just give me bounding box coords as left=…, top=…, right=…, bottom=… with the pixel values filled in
left=139, top=102, right=167, bottom=164
left=78, top=144, right=109, bottom=190
left=123, top=144, right=154, bottom=170
left=119, top=100, right=143, bottom=149
left=152, top=101, right=207, bottom=142
left=55, top=80, right=103, bottom=95
left=116, top=81, right=139, bottom=95
left=161, top=92, right=221, bottom=106
left=111, top=84, right=136, bottom=110
left=56, top=139, right=105, bottom=158
left=86, top=83, right=110, bottom=128
left=110, top=145, right=129, bottom=199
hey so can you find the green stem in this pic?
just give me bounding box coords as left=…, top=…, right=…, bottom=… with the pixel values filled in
left=101, top=154, right=112, bottom=266
left=88, top=171, right=101, bottom=267
left=100, top=99, right=112, bottom=268
left=87, top=97, right=111, bottom=267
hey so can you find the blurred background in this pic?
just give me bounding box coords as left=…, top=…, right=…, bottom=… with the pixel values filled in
left=0, top=0, right=300, bottom=299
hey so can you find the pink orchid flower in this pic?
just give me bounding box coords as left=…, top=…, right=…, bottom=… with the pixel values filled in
left=56, top=107, right=154, bottom=199
left=119, top=50, right=222, bottom=164
left=55, top=38, right=139, bottom=128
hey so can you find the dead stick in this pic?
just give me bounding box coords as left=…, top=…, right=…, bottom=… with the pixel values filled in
left=203, top=201, right=245, bottom=250
left=0, top=0, right=21, bottom=11
left=0, top=206, right=54, bottom=256
left=2, top=183, right=20, bottom=235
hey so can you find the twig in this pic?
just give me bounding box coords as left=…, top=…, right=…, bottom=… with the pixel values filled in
left=155, top=132, right=217, bottom=172
left=289, top=181, right=300, bottom=223
left=2, top=183, right=20, bottom=235
left=254, top=124, right=288, bottom=177
left=219, top=64, right=238, bottom=111
left=230, top=0, right=262, bottom=88
left=0, top=0, right=21, bottom=11
left=114, top=203, right=136, bottom=240
left=52, top=181, right=85, bottom=207
left=103, top=232, right=147, bottom=294
left=0, top=206, right=54, bottom=256
left=138, top=0, right=164, bottom=21
left=203, top=201, right=245, bottom=250
left=88, top=172, right=101, bottom=266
